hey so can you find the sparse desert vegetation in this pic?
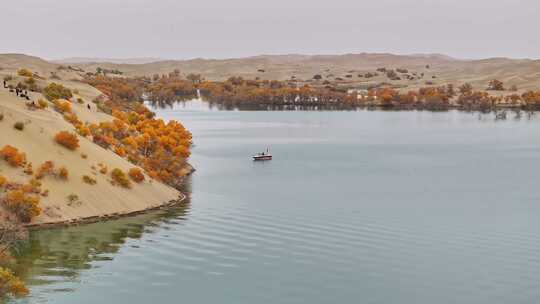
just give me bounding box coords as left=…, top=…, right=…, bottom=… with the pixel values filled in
left=0, top=58, right=190, bottom=238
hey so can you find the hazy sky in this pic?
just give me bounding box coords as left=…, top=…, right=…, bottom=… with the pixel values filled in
left=1, top=0, right=539, bottom=60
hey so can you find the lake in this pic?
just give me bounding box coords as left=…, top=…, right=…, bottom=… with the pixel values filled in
left=12, top=101, right=540, bottom=303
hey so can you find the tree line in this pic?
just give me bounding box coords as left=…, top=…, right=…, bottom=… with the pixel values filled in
left=195, top=77, right=540, bottom=111
left=81, top=72, right=540, bottom=113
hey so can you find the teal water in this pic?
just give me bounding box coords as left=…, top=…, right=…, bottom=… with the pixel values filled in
left=12, top=102, right=540, bottom=303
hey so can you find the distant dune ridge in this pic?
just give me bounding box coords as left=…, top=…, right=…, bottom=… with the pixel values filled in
left=53, top=57, right=164, bottom=65
left=1, top=52, right=540, bottom=93
left=18, top=52, right=540, bottom=92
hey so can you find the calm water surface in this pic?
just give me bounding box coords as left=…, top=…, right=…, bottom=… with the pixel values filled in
left=12, top=102, right=540, bottom=303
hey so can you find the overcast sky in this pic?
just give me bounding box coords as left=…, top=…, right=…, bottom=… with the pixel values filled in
left=1, top=0, right=538, bottom=60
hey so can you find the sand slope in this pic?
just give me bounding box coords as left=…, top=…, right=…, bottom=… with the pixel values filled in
left=0, top=70, right=182, bottom=226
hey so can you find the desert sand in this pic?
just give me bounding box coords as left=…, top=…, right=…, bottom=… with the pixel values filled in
left=3, top=53, right=540, bottom=93
left=0, top=60, right=184, bottom=227
left=56, top=53, right=540, bottom=92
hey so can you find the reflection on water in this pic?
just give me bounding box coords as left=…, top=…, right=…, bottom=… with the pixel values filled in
left=147, top=95, right=197, bottom=110
left=148, top=97, right=539, bottom=117
left=147, top=96, right=360, bottom=111
left=11, top=181, right=192, bottom=303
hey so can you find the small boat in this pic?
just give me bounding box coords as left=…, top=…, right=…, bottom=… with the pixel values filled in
left=253, top=148, right=272, bottom=161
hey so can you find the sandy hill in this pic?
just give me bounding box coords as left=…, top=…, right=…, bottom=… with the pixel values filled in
left=0, top=54, right=88, bottom=83
left=4, top=53, right=540, bottom=92
left=53, top=57, right=164, bottom=65
left=0, top=54, right=59, bottom=78
left=0, top=58, right=183, bottom=226
left=59, top=53, right=540, bottom=92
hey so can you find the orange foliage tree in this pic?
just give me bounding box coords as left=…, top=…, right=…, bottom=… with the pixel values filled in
left=128, top=168, right=145, bottom=183
left=82, top=107, right=192, bottom=187
left=487, top=79, right=504, bottom=91
left=0, top=146, right=26, bottom=167
left=83, top=75, right=194, bottom=188
left=57, top=167, right=69, bottom=180
left=2, top=190, right=41, bottom=223
left=53, top=100, right=72, bottom=114
left=522, top=91, right=540, bottom=109
left=146, top=73, right=197, bottom=105
left=54, top=131, right=80, bottom=150
left=35, top=161, right=55, bottom=179
left=0, top=267, right=28, bottom=297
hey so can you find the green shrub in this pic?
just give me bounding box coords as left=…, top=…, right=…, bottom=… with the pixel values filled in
left=111, top=168, right=131, bottom=188
left=42, top=83, right=73, bottom=101
left=13, top=122, right=24, bottom=131
left=82, top=175, right=97, bottom=185
left=38, top=99, right=48, bottom=109
left=66, top=194, right=81, bottom=206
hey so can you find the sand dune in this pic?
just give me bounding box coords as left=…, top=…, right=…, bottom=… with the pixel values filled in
left=53, top=57, right=164, bottom=65
left=0, top=64, right=182, bottom=226
left=58, top=53, right=540, bottom=91
left=3, top=53, right=540, bottom=92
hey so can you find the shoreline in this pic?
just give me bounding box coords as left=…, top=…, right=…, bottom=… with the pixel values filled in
left=200, top=101, right=530, bottom=112
left=25, top=192, right=188, bottom=230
